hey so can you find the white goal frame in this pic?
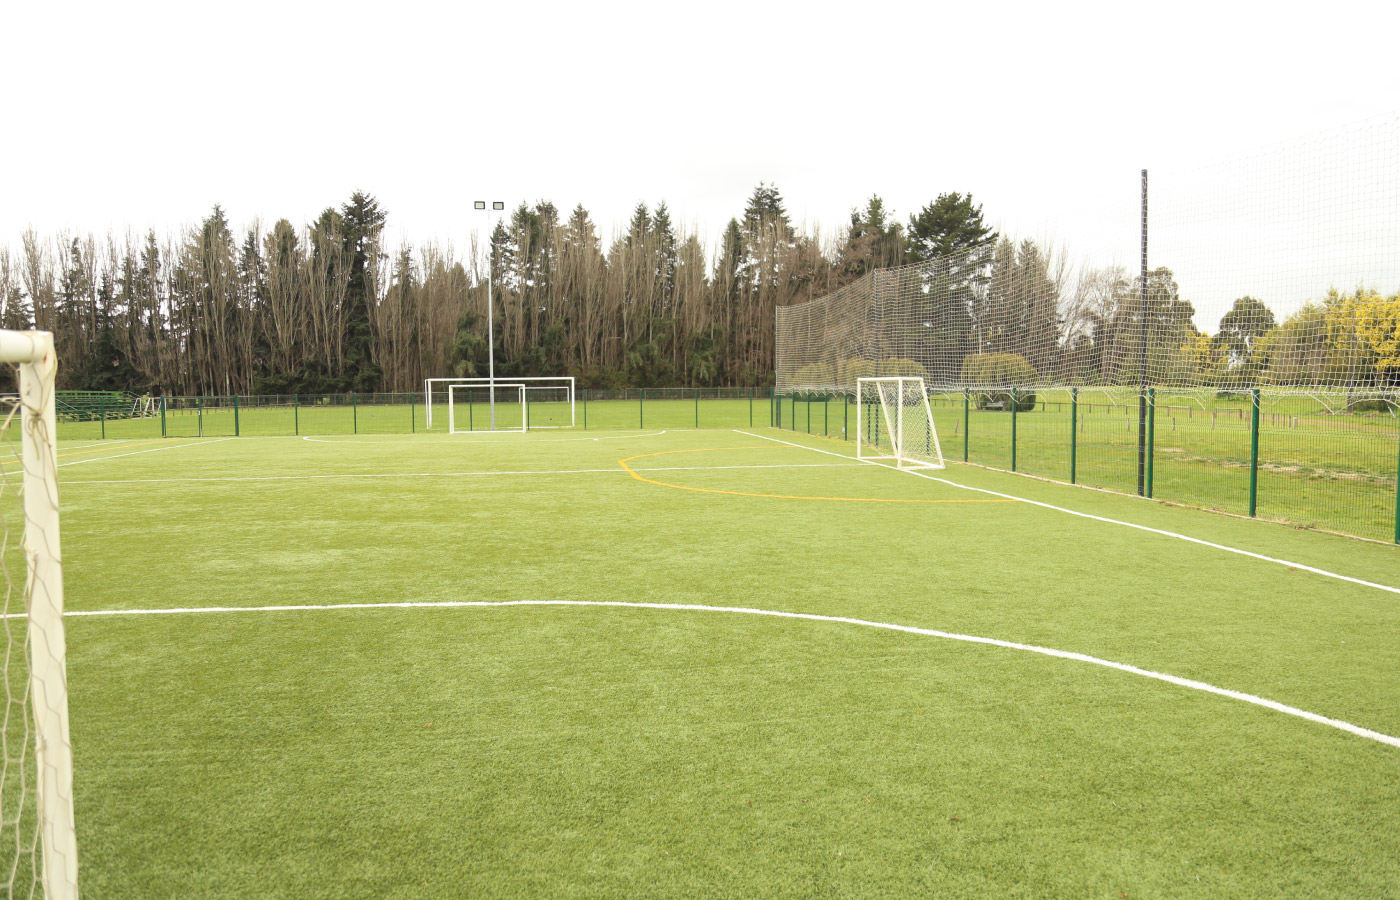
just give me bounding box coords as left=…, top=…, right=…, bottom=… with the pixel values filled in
left=0, top=330, right=78, bottom=900
left=448, top=383, right=526, bottom=434
left=425, top=377, right=575, bottom=429
left=856, top=376, right=945, bottom=470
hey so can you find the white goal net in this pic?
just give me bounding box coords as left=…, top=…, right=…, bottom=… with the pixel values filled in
left=0, top=331, right=78, bottom=900
left=856, top=377, right=945, bottom=470
left=448, top=384, right=526, bottom=433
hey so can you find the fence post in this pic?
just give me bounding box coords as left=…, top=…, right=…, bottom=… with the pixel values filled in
left=1248, top=388, right=1260, bottom=517
left=234, top=394, right=240, bottom=437
left=352, top=393, right=358, bottom=434
left=294, top=394, right=299, bottom=436
left=806, top=395, right=812, bottom=434
left=99, top=394, right=105, bottom=440
left=824, top=397, right=829, bottom=436
left=1394, top=419, right=1400, bottom=543
left=790, top=394, right=796, bottom=432
left=963, top=389, right=970, bottom=462
left=411, top=392, right=416, bottom=433
left=695, top=387, right=700, bottom=428
left=198, top=396, right=203, bottom=437
left=1146, top=387, right=1155, bottom=498
left=1010, top=391, right=1018, bottom=472
left=1070, top=387, right=1078, bottom=484
left=749, top=387, right=753, bottom=427
left=160, top=396, right=166, bottom=438
left=844, top=392, right=849, bottom=440
left=583, top=391, right=588, bottom=430
left=640, top=389, right=645, bottom=428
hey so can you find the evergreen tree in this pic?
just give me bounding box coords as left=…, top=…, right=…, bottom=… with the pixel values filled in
left=339, top=191, right=386, bottom=392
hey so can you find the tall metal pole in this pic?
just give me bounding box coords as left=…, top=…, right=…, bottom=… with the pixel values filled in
left=1137, top=168, right=1149, bottom=496
left=487, top=207, right=496, bottom=432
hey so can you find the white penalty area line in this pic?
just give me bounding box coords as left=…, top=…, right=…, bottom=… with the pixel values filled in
left=57, top=437, right=235, bottom=469
left=52, top=598, right=1400, bottom=750
left=733, top=430, right=1400, bottom=598
left=300, top=430, right=669, bottom=444
left=61, top=460, right=863, bottom=486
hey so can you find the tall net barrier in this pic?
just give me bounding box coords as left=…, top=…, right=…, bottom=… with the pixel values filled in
left=776, top=114, right=1400, bottom=540
left=0, top=332, right=78, bottom=899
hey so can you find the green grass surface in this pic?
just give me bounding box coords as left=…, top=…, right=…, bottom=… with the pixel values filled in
left=19, top=427, right=1400, bottom=897
left=45, top=388, right=1400, bottom=540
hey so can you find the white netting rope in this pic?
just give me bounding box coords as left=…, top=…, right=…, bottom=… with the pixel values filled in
left=777, top=115, right=1400, bottom=397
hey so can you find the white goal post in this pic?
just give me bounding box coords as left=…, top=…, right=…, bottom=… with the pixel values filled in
left=448, top=383, right=526, bottom=434
left=856, top=376, right=945, bottom=470
left=424, top=377, right=575, bottom=429
left=0, top=330, right=78, bottom=900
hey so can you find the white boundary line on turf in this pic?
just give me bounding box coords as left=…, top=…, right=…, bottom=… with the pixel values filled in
left=43, top=598, right=1399, bottom=750
left=56, top=437, right=235, bottom=468
left=733, top=429, right=1400, bottom=598
left=61, top=461, right=864, bottom=486
left=300, top=430, right=669, bottom=444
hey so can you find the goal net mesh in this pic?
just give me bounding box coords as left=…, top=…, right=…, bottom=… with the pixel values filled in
left=449, top=385, right=525, bottom=433
left=776, top=114, right=1400, bottom=396
left=857, top=378, right=944, bottom=469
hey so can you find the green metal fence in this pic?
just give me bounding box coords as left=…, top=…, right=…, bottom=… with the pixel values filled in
left=775, top=387, right=1400, bottom=544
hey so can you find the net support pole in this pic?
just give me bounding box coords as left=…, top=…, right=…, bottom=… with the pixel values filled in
left=1070, top=387, right=1078, bottom=484
left=963, top=389, right=970, bottom=462
left=1249, top=388, right=1260, bottom=517
left=1010, top=391, right=1018, bottom=472
left=1394, top=418, right=1400, bottom=543
left=1146, top=387, right=1155, bottom=498
left=1137, top=168, right=1149, bottom=497
left=2, top=331, right=79, bottom=900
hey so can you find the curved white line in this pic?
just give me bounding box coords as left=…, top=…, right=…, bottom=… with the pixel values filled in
left=299, top=430, right=668, bottom=444
left=60, top=598, right=1400, bottom=750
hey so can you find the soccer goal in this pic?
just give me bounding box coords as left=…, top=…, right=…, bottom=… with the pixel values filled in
left=425, top=377, right=574, bottom=429
left=0, top=330, right=78, bottom=900
left=448, top=383, right=526, bottom=434
left=856, top=376, right=945, bottom=470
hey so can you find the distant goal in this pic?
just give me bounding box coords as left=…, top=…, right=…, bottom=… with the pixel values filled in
left=425, top=377, right=575, bottom=430
left=856, top=377, right=945, bottom=470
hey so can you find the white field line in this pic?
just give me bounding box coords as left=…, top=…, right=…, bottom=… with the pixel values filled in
left=301, top=430, right=668, bottom=444
left=42, top=598, right=1398, bottom=750
left=57, top=439, right=140, bottom=452
left=734, top=430, right=1400, bottom=598
left=57, top=437, right=235, bottom=469
left=62, top=461, right=863, bottom=486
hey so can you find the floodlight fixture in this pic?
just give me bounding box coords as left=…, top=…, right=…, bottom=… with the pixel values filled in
left=492, top=201, right=504, bottom=210
left=474, top=201, right=486, bottom=210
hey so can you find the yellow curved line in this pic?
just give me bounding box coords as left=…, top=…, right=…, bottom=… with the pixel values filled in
left=618, top=446, right=1016, bottom=504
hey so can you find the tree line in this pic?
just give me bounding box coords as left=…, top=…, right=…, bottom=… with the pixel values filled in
left=4, top=184, right=1391, bottom=396
left=0, top=187, right=977, bottom=395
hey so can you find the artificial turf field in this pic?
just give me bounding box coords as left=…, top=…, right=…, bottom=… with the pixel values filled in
left=36, top=427, right=1400, bottom=897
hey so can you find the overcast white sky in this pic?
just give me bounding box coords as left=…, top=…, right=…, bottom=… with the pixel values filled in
left=3, top=0, right=1398, bottom=328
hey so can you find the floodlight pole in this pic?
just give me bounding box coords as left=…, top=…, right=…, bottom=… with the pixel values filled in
left=1137, top=169, right=1149, bottom=496
left=477, top=200, right=505, bottom=430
